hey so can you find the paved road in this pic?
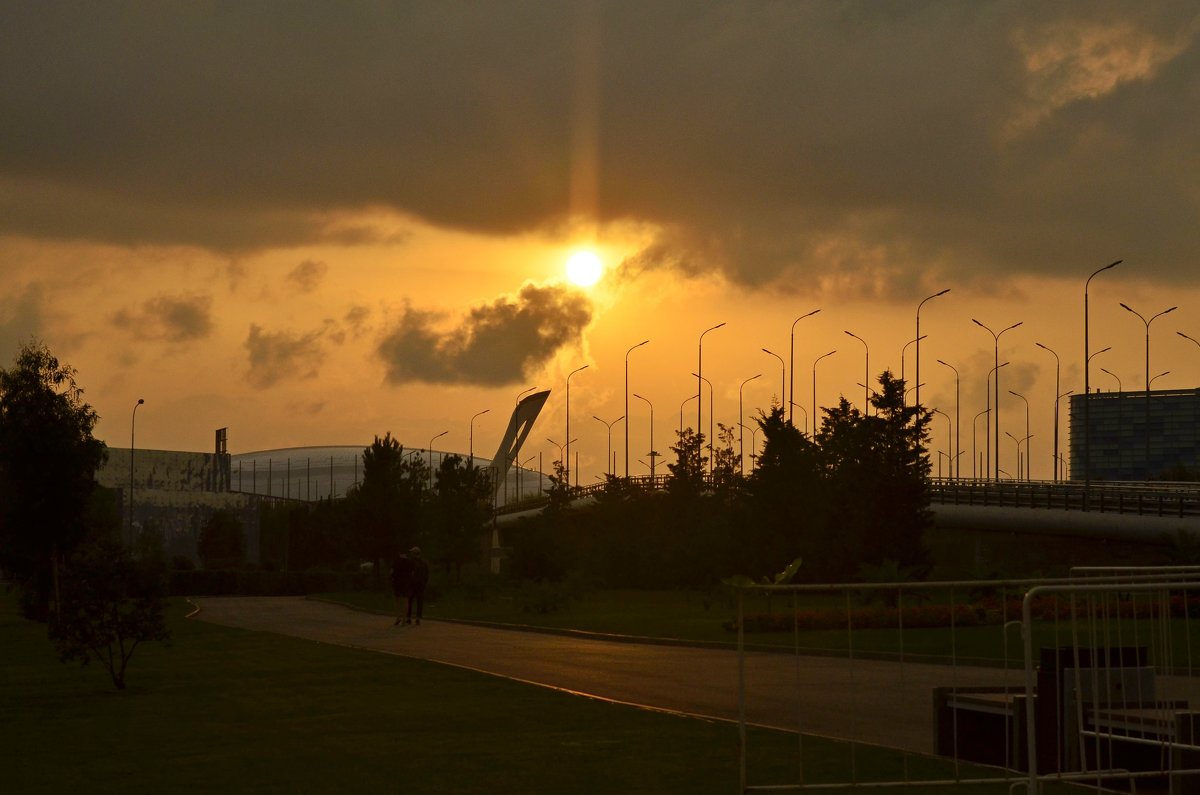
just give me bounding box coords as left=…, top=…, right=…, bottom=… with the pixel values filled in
left=194, top=596, right=1026, bottom=755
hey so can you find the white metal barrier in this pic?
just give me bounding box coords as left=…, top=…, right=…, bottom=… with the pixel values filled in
left=734, top=572, right=1200, bottom=793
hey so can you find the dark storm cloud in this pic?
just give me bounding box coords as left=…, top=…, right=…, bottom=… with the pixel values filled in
left=244, top=323, right=326, bottom=388
left=378, top=284, right=592, bottom=386
left=2, top=2, right=1198, bottom=290
left=111, top=294, right=214, bottom=343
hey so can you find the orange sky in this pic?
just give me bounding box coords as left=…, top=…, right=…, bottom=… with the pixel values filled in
left=2, top=3, right=1199, bottom=484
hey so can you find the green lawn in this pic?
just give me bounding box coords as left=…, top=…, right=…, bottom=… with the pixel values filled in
left=2, top=588, right=1064, bottom=794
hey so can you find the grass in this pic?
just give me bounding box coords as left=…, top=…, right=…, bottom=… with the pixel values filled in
left=2, top=587, right=1070, bottom=794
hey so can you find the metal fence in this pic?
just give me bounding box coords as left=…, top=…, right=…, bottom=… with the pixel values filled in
left=734, top=570, right=1200, bottom=793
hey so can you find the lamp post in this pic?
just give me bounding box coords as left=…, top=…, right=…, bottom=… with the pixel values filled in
left=632, top=393, right=655, bottom=479
left=625, top=339, right=649, bottom=478
left=1099, top=367, right=1121, bottom=392
left=129, top=398, right=144, bottom=546
left=1008, top=390, right=1030, bottom=481
left=933, top=408, right=952, bottom=479
left=789, top=309, right=820, bottom=425
left=900, top=335, right=927, bottom=386
left=845, top=331, right=869, bottom=412
left=985, top=361, right=1010, bottom=480
left=679, top=394, right=697, bottom=439
left=738, top=374, right=763, bottom=476
left=789, top=401, right=808, bottom=435
left=738, top=422, right=761, bottom=470
left=1085, top=260, right=1122, bottom=491
left=761, top=348, right=785, bottom=407
left=469, top=408, right=490, bottom=468
left=1034, top=342, right=1061, bottom=481
left=813, top=350, right=837, bottom=436
left=1005, top=432, right=1028, bottom=481
left=1179, top=331, right=1200, bottom=357
left=936, top=359, right=959, bottom=479
left=1056, top=391, right=1073, bottom=481
left=972, top=408, right=988, bottom=480
left=973, top=319, right=1022, bottom=483
left=1121, top=302, right=1177, bottom=480
left=428, top=430, right=447, bottom=488
left=697, top=323, right=726, bottom=458
left=565, top=367, right=588, bottom=487
left=593, top=415, right=624, bottom=477
left=691, top=372, right=715, bottom=473
left=915, top=289, right=950, bottom=409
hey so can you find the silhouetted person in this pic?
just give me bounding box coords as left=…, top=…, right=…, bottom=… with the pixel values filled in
left=389, top=553, right=414, bottom=626
left=406, top=546, right=429, bottom=625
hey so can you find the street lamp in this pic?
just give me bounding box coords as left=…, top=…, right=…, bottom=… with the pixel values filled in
left=789, top=309, right=820, bottom=425
left=1150, top=370, right=1170, bottom=387
left=932, top=408, right=952, bottom=479
left=697, top=323, right=725, bottom=456
left=813, top=350, right=837, bottom=437
left=761, top=348, right=785, bottom=407
left=679, top=394, right=697, bottom=438
left=738, top=421, right=761, bottom=470
left=129, top=398, right=144, bottom=546
left=1120, top=302, right=1177, bottom=481
left=936, top=359, right=959, bottom=479
left=690, top=372, right=715, bottom=473
left=973, top=318, right=1022, bottom=483
left=428, top=430, right=447, bottom=488
left=1099, top=367, right=1121, bottom=392
left=592, top=415, right=624, bottom=477
left=738, top=374, right=763, bottom=476
left=1056, top=391, right=1073, bottom=482
left=900, top=335, right=927, bottom=394
left=469, top=408, right=490, bottom=468
left=565, top=367, right=588, bottom=488
left=845, top=331, right=869, bottom=412
left=625, top=339, right=649, bottom=478
left=1084, top=260, right=1122, bottom=490
left=1034, top=342, right=1061, bottom=480
left=985, top=361, right=1010, bottom=480
left=789, top=400, right=808, bottom=436
left=916, top=288, right=950, bottom=409
left=632, top=393, right=655, bottom=479
left=972, top=408, right=988, bottom=480
left=1008, top=390, right=1030, bottom=481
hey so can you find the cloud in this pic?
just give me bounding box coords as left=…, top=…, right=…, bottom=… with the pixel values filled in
left=378, top=283, right=592, bottom=386
left=244, top=323, right=327, bottom=388
left=111, top=294, right=214, bottom=343
left=2, top=2, right=1198, bottom=291
left=0, top=284, right=46, bottom=362
left=287, top=259, right=328, bottom=293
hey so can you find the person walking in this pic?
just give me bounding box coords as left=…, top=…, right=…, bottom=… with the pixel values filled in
left=406, top=546, right=429, bottom=625
left=389, top=552, right=413, bottom=626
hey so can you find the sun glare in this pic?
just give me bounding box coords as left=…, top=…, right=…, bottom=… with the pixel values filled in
left=565, top=250, right=604, bottom=287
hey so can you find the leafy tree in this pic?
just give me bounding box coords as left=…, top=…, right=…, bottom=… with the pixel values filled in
left=349, top=433, right=427, bottom=586
left=0, top=342, right=107, bottom=620
left=666, top=427, right=706, bottom=496
left=816, top=371, right=932, bottom=579
left=197, top=508, right=246, bottom=570
left=50, top=534, right=170, bottom=690
left=746, top=406, right=824, bottom=579
left=429, top=454, right=492, bottom=581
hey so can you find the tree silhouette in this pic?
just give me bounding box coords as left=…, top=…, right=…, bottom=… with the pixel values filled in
left=0, top=342, right=107, bottom=620
left=349, top=433, right=427, bottom=586
left=429, top=454, right=492, bottom=582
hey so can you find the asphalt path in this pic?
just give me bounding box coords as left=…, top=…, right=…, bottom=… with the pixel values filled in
left=193, top=596, right=1027, bottom=755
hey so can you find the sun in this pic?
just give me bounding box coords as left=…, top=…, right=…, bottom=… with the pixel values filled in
left=565, top=250, right=604, bottom=287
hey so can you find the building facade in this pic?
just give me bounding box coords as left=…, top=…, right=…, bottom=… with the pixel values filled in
left=1069, top=388, right=1200, bottom=481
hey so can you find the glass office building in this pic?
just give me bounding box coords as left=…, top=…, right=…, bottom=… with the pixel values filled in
left=1069, top=388, right=1200, bottom=481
